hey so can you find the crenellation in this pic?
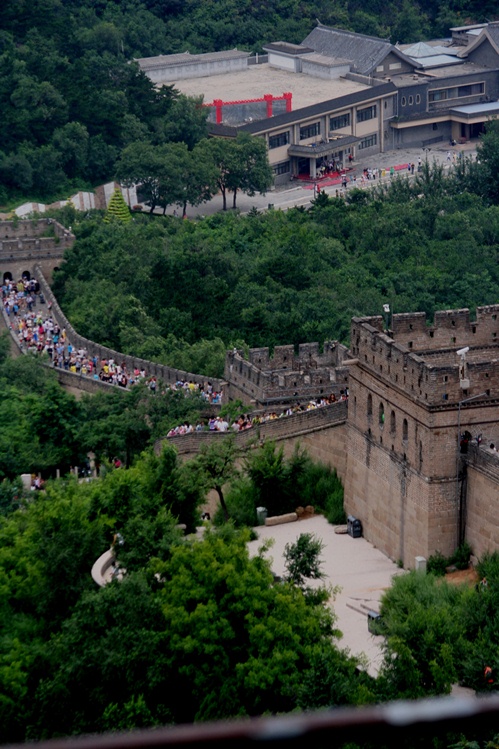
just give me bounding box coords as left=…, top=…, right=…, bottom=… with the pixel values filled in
left=225, top=339, right=350, bottom=406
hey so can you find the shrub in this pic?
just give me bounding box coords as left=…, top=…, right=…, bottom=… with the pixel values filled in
left=213, top=476, right=257, bottom=528
left=299, top=462, right=345, bottom=524
left=427, top=550, right=448, bottom=576
left=451, top=542, right=472, bottom=570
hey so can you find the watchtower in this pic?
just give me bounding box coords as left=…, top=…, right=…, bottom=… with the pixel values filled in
left=344, top=306, right=499, bottom=565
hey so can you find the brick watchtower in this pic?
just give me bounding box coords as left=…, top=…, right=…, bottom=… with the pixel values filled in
left=344, top=306, right=499, bottom=566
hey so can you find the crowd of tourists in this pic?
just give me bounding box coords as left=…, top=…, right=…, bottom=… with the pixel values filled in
left=2, top=276, right=222, bottom=400
left=4, top=276, right=345, bottom=426
left=166, top=391, right=348, bottom=438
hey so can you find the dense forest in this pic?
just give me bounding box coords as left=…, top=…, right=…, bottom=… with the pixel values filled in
left=51, top=135, right=499, bottom=378
left=0, top=0, right=496, bottom=204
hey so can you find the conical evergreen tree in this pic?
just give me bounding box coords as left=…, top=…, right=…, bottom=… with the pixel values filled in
left=104, top=187, right=131, bottom=223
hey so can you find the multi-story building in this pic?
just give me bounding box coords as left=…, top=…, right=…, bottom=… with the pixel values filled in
left=137, top=21, right=499, bottom=186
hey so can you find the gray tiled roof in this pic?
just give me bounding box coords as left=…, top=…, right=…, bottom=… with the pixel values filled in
left=485, top=23, right=499, bottom=48
left=301, top=25, right=392, bottom=74
left=302, top=53, right=351, bottom=66
left=301, top=24, right=418, bottom=75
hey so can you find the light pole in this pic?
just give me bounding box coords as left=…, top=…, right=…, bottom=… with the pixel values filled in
left=456, top=390, right=488, bottom=547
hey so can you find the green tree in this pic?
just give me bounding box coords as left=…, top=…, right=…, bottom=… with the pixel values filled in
left=476, top=119, right=499, bottom=204
left=284, top=532, right=326, bottom=589
left=193, top=437, right=240, bottom=520
left=377, top=571, right=471, bottom=699
left=175, top=139, right=218, bottom=217
left=104, top=186, right=132, bottom=223
left=116, top=140, right=165, bottom=213
left=204, top=133, right=272, bottom=211
left=229, top=132, right=273, bottom=209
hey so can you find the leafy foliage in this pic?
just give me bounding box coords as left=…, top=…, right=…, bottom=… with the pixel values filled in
left=104, top=186, right=131, bottom=223
left=52, top=160, right=499, bottom=378
left=284, top=532, right=325, bottom=588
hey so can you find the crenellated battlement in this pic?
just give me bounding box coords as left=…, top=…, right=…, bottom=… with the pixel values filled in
left=388, top=305, right=499, bottom=351
left=225, top=340, right=350, bottom=406
left=350, top=309, right=499, bottom=407
left=0, top=219, right=74, bottom=283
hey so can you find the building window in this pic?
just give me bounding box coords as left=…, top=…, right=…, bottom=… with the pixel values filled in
left=376, top=65, right=384, bottom=72
left=357, top=105, right=377, bottom=122
left=403, top=418, right=408, bottom=441
left=358, top=134, right=377, bottom=150
left=272, top=161, right=290, bottom=175
left=432, top=123, right=438, bottom=130
left=401, top=96, right=406, bottom=106
left=300, top=122, right=320, bottom=140
left=408, top=95, right=413, bottom=105
left=367, top=393, right=372, bottom=417
left=429, top=82, right=484, bottom=103
left=416, top=94, right=421, bottom=104
left=330, top=113, right=350, bottom=131
left=389, top=62, right=402, bottom=70
left=379, top=402, right=385, bottom=427
left=390, top=410, right=396, bottom=434
left=268, top=131, right=290, bottom=149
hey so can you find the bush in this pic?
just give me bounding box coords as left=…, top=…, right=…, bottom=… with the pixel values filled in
left=213, top=476, right=257, bottom=528
left=451, top=542, right=472, bottom=570
left=427, top=550, right=448, bottom=577
left=427, top=543, right=473, bottom=576
left=299, top=462, right=346, bottom=524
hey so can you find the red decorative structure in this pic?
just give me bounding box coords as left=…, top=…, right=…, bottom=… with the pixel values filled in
left=205, top=92, right=292, bottom=124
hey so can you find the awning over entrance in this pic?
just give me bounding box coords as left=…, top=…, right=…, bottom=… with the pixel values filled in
left=450, top=101, right=499, bottom=122
left=288, top=134, right=360, bottom=157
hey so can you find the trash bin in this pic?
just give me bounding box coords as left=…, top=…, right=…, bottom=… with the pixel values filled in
left=367, top=610, right=384, bottom=635
left=256, top=507, right=268, bottom=525
left=347, top=515, right=362, bottom=538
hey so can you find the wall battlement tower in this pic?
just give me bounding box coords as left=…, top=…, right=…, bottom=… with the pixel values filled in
left=345, top=306, right=499, bottom=565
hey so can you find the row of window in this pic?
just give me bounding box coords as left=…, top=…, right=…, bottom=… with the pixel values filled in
left=269, top=131, right=289, bottom=149
left=299, top=122, right=321, bottom=140
left=429, top=82, right=484, bottom=103
left=400, top=94, right=422, bottom=106
left=367, top=395, right=409, bottom=440
left=272, top=160, right=290, bottom=175
left=298, top=106, right=377, bottom=140
left=357, top=105, right=377, bottom=122
left=358, top=134, right=377, bottom=150
left=330, top=113, right=350, bottom=131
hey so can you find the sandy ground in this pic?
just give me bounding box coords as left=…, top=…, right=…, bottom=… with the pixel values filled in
left=247, top=514, right=401, bottom=676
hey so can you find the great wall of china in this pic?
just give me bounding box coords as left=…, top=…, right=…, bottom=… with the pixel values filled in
left=5, top=219, right=499, bottom=567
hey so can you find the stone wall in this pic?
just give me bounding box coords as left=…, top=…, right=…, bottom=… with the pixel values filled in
left=35, top=266, right=224, bottom=391
left=0, top=219, right=73, bottom=283
left=225, top=341, right=350, bottom=406
left=345, top=309, right=499, bottom=565
left=157, top=400, right=348, bottom=474
left=350, top=310, right=499, bottom=408
left=465, top=446, right=499, bottom=559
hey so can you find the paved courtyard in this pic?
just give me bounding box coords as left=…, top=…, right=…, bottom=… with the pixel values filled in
left=247, top=514, right=401, bottom=677
left=163, top=140, right=478, bottom=219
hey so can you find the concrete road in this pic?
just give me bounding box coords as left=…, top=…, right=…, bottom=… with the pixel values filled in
left=162, top=141, right=478, bottom=220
